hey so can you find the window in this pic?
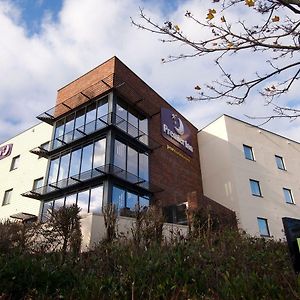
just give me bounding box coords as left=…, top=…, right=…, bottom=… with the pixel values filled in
left=2, top=189, right=12, bottom=206
left=275, top=155, right=286, bottom=170
left=249, top=179, right=262, bottom=197
left=10, top=155, right=20, bottom=171
left=257, top=217, right=270, bottom=237
left=283, top=188, right=294, bottom=204
left=243, top=145, right=254, bottom=161
left=33, top=177, right=43, bottom=190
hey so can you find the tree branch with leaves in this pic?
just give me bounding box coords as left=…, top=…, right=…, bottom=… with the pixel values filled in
left=132, top=0, right=300, bottom=122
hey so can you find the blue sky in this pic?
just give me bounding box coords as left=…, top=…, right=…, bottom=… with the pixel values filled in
left=0, top=0, right=299, bottom=144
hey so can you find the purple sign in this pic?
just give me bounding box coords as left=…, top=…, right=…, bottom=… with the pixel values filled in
left=0, top=144, right=13, bottom=160
left=161, top=108, right=194, bottom=157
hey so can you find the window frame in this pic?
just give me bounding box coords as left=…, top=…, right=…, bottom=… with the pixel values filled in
left=243, top=144, right=254, bottom=161
left=275, top=155, right=286, bottom=171
left=2, top=189, right=13, bottom=206
left=10, top=155, right=20, bottom=171
left=257, top=217, right=271, bottom=237
left=283, top=188, right=295, bottom=204
left=33, top=177, right=44, bottom=190
left=249, top=179, right=262, bottom=197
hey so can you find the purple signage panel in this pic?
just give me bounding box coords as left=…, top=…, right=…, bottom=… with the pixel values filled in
left=161, top=108, right=194, bottom=157
left=0, top=144, right=13, bottom=160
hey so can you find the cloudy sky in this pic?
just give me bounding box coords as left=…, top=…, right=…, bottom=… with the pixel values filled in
left=0, top=0, right=299, bottom=144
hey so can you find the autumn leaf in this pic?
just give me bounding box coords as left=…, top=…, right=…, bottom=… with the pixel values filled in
left=194, top=85, right=201, bottom=90
left=227, top=42, right=234, bottom=48
left=206, top=9, right=216, bottom=20
left=221, top=16, right=226, bottom=22
left=245, top=0, right=255, bottom=7
left=272, top=16, right=280, bottom=22
left=212, top=42, right=218, bottom=46
left=174, top=24, right=180, bottom=31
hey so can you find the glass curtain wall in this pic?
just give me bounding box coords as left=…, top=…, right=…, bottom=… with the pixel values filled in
left=47, top=138, right=106, bottom=185
left=114, top=140, right=149, bottom=181
left=52, top=97, right=108, bottom=149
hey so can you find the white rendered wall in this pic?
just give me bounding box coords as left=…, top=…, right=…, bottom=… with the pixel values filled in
left=0, top=123, right=52, bottom=221
left=198, top=115, right=300, bottom=240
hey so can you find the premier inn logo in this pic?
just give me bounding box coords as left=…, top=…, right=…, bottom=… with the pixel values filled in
left=161, top=108, right=194, bottom=157
left=0, top=144, right=13, bottom=160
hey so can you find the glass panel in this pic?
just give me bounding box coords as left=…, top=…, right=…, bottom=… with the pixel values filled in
left=74, top=108, right=85, bottom=140
left=114, top=140, right=126, bottom=170
left=54, top=197, right=65, bottom=210
left=250, top=180, right=261, bottom=196
left=116, top=103, right=127, bottom=132
left=139, top=118, right=148, bottom=145
left=69, top=148, right=82, bottom=177
left=128, top=112, right=139, bottom=137
left=97, top=99, right=108, bottom=128
left=89, top=186, right=103, bottom=214
left=257, top=218, right=270, bottom=236
left=2, top=189, right=12, bottom=206
left=33, top=178, right=43, bottom=190
left=48, top=158, right=60, bottom=184
left=93, top=139, right=106, bottom=167
left=85, top=103, right=97, bottom=134
left=243, top=145, right=254, bottom=160
left=139, top=196, right=149, bottom=209
left=10, top=156, right=20, bottom=170
left=41, top=201, right=53, bottom=221
left=77, top=190, right=89, bottom=213
left=127, top=147, right=138, bottom=176
left=112, top=186, right=125, bottom=211
left=283, top=188, right=294, bottom=204
left=65, top=193, right=77, bottom=207
left=126, top=192, right=138, bottom=211
left=139, top=153, right=149, bottom=181
left=58, top=153, right=70, bottom=181
left=80, top=144, right=93, bottom=174
left=275, top=155, right=285, bottom=170
left=53, top=120, right=65, bottom=149
left=63, top=114, right=75, bottom=143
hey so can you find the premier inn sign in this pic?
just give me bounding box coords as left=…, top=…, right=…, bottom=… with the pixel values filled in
left=0, top=144, right=13, bottom=160
left=161, top=108, right=194, bottom=157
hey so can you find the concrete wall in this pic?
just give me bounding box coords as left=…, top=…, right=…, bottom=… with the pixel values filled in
left=198, top=115, right=300, bottom=239
left=0, top=123, right=52, bottom=220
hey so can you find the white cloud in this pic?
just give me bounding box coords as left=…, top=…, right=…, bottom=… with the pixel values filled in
left=0, top=0, right=299, bottom=144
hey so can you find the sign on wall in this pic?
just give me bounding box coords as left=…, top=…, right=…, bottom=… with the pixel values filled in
left=0, top=144, right=13, bottom=160
left=161, top=108, right=194, bottom=157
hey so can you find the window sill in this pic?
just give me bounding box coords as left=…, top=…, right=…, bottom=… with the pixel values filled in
left=286, top=202, right=295, bottom=205
left=252, top=194, right=263, bottom=198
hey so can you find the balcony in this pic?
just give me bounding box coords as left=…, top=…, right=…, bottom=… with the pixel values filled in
left=30, top=112, right=160, bottom=158
left=22, top=164, right=162, bottom=201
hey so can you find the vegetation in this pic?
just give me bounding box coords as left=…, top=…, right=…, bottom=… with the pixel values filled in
left=132, top=0, right=300, bottom=122
left=0, top=206, right=299, bottom=299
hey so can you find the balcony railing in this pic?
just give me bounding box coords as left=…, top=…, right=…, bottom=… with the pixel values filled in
left=22, top=164, right=162, bottom=200
left=30, top=112, right=160, bottom=158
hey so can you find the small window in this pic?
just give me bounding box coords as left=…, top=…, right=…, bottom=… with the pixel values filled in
left=250, top=179, right=262, bottom=197
left=33, top=177, right=44, bottom=190
left=243, top=145, right=254, bottom=161
left=283, top=188, right=294, bottom=204
left=2, top=189, right=13, bottom=206
left=275, top=155, right=286, bottom=170
left=10, top=155, right=20, bottom=171
left=257, top=217, right=270, bottom=237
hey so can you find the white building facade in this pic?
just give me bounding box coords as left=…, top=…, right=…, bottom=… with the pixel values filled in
left=198, top=115, right=300, bottom=240
left=0, top=123, right=52, bottom=221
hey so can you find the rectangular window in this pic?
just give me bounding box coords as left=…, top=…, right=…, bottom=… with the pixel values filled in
left=257, top=217, right=270, bottom=237
left=2, top=189, right=13, bottom=206
left=33, top=177, right=43, bottom=190
left=283, top=188, right=294, bottom=204
left=250, top=179, right=262, bottom=197
left=275, top=155, right=286, bottom=170
left=243, top=145, right=254, bottom=161
left=10, top=155, right=20, bottom=171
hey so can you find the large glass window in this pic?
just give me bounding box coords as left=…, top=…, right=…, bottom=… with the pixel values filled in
left=127, top=147, right=138, bottom=176
left=57, top=153, right=70, bottom=181
left=85, top=103, right=97, bottom=134
left=80, top=144, right=93, bottom=174
left=112, top=186, right=125, bottom=210
left=69, top=148, right=81, bottom=177
left=53, top=120, right=65, bottom=149
left=97, top=99, right=109, bottom=128
left=139, top=153, right=149, bottom=181
left=48, top=158, right=60, bottom=184
left=64, top=114, right=75, bottom=143
left=127, top=192, right=138, bottom=211
left=77, top=189, right=90, bottom=213
left=89, top=186, right=103, bottom=214
left=257, top=217, right=270, bottom=237
left=74, top=109, right=85, bottom=140
left=93, top=139, right=106, bottom=167
left=114, top=140, right=126, bottom=170
left=33, top=177, right=43, bottom=190
left=249, top=179, right=262, bottom=197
